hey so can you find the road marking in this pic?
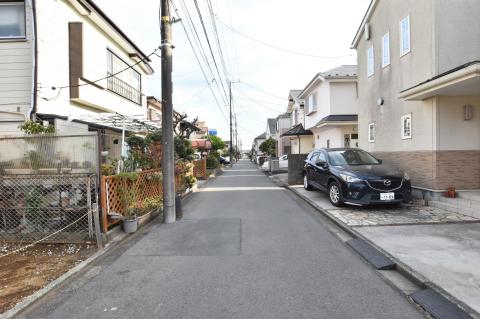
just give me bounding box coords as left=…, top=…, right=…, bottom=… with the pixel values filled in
left=199, top=186, right=284, bottom=192
left=218, top=175, right=265, bottom=178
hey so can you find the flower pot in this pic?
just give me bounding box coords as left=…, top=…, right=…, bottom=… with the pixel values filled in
left=122, top=218, right=138, bottom=233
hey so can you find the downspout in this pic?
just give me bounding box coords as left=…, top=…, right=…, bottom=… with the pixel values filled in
left=297, top=135, right=300, bottom=153
left=27, top=0, right=38, bottom=121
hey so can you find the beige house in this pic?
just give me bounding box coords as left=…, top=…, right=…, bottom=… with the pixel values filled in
left=299, top=65, right=359, bottom=150
left=352, top=0, right=480, bottom=196
left=0, top=0, right=154, bottom=135
left=283, top=90, right=313, bottom=154
left=273, top=113, right=291, bottom=156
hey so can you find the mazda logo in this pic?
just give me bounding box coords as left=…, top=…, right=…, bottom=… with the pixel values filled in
left=384, top=179, right=392, bottom=186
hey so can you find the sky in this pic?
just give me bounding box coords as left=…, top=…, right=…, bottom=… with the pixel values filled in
left=99, top=0, right=371, bottom=149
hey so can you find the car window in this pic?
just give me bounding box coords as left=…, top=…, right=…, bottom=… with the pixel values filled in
left=280, top=155, right=287, bottom=160
left=328, top=149, right=380, bottom=165
left=317, top=152, right=327, bottom=163
left=310, top=152, right=319, bottom=163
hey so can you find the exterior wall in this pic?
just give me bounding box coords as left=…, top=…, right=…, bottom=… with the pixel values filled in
left=54, top=118, right=88, bottom=134
left=434, top=0, right=480, bottom=74
left=0, top=0, right=34, bottom=131
left=329, top=82, right=358, bottom=115
left=34, top=0, right=149, bottom=120
left=312, top=125, right=358, bottom=149
left=290, top=136, right=314, bottom=154
left=357, top=0, right=435, bottom=153
left=291, top=105, right=305, bottom=127
left=304, top=80, right=330, bottom=130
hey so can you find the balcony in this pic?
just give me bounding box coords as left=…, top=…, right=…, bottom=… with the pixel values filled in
left=107, top=74, right=141, bottom=105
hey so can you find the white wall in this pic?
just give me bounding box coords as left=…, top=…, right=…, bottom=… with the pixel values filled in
left=329, top=82, right=358, bottom=115
left=312, top=125, right=358, bottom=149
left=304, top=80, right=330, bottom=130
left=0, top=0, right=34, bottom=129
left=35, top=0, right=150, bottom=120
left=290, top=136, right=314, bottom=154
left=437, top=96, right=480, bottom=151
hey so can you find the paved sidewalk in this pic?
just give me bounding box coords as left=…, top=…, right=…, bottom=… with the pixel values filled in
left=273, top=173, right=480, bottom=316
left=21, top=160, right=424, bottom=319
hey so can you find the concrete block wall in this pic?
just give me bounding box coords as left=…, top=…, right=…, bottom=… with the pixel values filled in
left=288, top=154, right=308, bottom=185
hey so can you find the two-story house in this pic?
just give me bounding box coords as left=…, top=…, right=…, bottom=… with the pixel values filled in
left=352, top=0, right=480, bottom=199
left=252, top=132, right=266, bottom=160
left=299, top=65, right=359, bottom=150
left=273, top=113, right=291, bottom=156
left=282, top=90, right=314, bottom=154
left=0, top=0, right=154, bottom=136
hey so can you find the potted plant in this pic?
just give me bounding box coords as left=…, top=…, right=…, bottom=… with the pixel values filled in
left=118, top=173, right=139, bottom=233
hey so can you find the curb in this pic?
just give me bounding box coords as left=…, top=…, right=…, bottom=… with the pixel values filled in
left=0, top=213, right=163, bottom=319
left=272, top=176, right=479, bottom=319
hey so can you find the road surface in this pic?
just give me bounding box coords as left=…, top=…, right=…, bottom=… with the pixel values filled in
left=22, top=160, right=424, bottom=319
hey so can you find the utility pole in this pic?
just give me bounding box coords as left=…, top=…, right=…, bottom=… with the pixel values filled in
left=228, top=81, right=233, bottom=167
left=234, top=115, right=238, bottom=162
left=161, top=0, right=175, bottom=223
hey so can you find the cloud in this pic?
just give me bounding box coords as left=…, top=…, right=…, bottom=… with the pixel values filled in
left=98, top=0, right=370, bottom=147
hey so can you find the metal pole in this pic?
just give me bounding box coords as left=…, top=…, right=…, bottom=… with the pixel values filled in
left=161, top=0, right=176, bottom=223
left=229, top=81, right=233, bottom=167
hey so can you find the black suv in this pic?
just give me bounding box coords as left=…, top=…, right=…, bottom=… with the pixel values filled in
left=303, top=148, right=412, bottom=206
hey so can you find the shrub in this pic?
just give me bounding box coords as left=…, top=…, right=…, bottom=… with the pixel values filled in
left=206, top=154, right=219, bottom=169
left=185, top=175, right=197, bottom=188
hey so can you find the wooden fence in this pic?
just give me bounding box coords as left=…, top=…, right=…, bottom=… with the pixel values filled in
left=193, top=159, right=207, bottom=179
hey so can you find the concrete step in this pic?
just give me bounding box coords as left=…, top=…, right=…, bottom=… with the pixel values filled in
left=457, top=191, right=480, bottom=203
left=438, top=196, right=480, bottom=209
left=428, top=200, right=480, bottom=219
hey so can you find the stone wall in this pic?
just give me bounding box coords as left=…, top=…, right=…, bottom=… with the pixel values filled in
left=288, top=154, right=308, bottom=185
left=374, top=150, right=480, bottom=190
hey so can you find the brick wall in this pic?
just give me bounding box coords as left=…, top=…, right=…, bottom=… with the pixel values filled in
left=288, top=153, right=308, bottom=185
left=374, top=150, right=480, bottom=190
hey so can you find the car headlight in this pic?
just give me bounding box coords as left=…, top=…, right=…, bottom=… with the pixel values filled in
left=404, top=172, right=410, bottom=181
left=339, top=173, right=362, bottom=183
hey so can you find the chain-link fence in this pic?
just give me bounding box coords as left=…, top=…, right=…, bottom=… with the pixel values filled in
left=0, top=174, right=100, bottom=250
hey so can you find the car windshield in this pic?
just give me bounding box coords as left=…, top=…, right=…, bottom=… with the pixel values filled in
left=328, top=150, right=380, bottom=166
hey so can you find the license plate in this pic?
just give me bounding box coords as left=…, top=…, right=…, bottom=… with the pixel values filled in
left=380, top=192, right=395, bottom=201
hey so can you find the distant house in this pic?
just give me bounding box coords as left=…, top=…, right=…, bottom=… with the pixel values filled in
left=0, top=0, right=154, bottom=135
left=265, top=118, right=276, bottom=140
left=274, top=113, right=291, bottom=156
left=352, top=0, right=480, bottom=194
left=252, top=132, right=266, bottom=157
left=299, top=65, right=359, bottom=150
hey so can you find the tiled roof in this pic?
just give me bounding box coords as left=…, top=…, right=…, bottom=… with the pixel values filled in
left=320, top=65, right=357, bottom=78
left=281, top=124, right=313, bottom=137
left=313, top=114, right=358, bottom=127
left=254, top=132, right=267, bottom=140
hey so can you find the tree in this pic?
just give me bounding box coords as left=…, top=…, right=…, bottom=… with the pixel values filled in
left=259, top=137, right=276, bottom=157
left=208, top=134, right=225, bottom=151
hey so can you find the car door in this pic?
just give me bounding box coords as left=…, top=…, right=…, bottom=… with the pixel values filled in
left=279, top=155, right=288, bottom=168
left=306, top=152, right=321, bottom=188
left=315, top=151, right=330, bottom=189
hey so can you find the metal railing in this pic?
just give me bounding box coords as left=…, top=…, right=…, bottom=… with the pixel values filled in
left=107, top=74, right=141, bottom=104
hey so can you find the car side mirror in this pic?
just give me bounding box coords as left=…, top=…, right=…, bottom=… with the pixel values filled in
left=316, top=160, right=328, bottom=168
left=377, top=159, right=383, bottom=164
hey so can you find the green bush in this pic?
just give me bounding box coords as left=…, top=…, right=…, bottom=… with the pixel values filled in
left=206, top=154, right=219, bottom=169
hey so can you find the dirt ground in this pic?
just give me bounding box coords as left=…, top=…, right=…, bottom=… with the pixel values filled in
left=0, top=243, right=95, bottom=314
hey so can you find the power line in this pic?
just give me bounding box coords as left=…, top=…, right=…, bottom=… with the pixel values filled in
left=192, top=0, right=229, bottom=101
left=170, top=0, right=228, bottom=122
left=216, top=17, right=354, bottom=59
left=239, top=80, right=286, bottom=101
left=39, top=47, right=160, bottom=91
left=178, top=0, right=228, bottom=106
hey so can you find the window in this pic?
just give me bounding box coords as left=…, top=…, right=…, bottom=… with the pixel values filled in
left=107, top=50, right=141, bottom=104
left=0, top=2, right=26, bottom=39
left=401, top=113, right=412, bottom=139
left=367, top=45, right=374, bottom=77
left=381, top=32, right=390, bottom=67
left=368, top=123, right=375, bottom=142
left=400, top=15, right=410, bottom=56
left=306, top=92, right=317, bottom=114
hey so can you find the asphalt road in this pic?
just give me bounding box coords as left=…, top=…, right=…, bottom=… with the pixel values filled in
left=21, top=160, right=424, bottom=319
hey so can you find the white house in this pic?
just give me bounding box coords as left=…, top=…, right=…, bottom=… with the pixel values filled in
left=273, top=113, right=291, bottom=156
left=0, top=0, right=154, bottom=135
left=298, top=65, right=359, bottom=149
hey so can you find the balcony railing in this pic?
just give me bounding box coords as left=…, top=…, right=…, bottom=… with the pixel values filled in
left=107, top=74, right=141, bottom=104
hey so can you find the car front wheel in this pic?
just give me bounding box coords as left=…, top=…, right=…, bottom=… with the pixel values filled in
left=328, top=181, right=344, bottom=207
left=304, top=174, right=313, bottom=191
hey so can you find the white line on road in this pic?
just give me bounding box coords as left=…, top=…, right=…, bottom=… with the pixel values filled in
left=217, top=175, right=265, bottom=177
left=198, top=187, right=284, bottom=192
